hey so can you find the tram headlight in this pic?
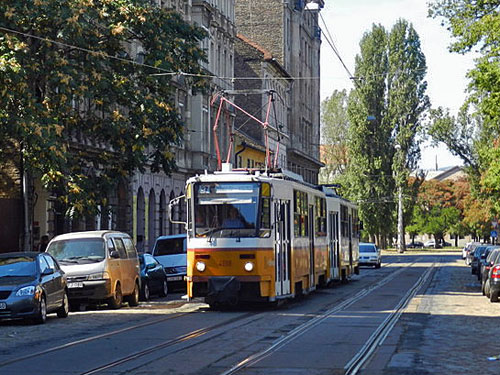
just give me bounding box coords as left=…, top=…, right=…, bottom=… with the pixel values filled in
left=196, top=261, right=206, bottom=272
left=244, top=262, right=254, bottom=272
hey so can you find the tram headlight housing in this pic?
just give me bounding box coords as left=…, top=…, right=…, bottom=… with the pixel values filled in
left=244, top=262, right=254, bottom=272
left=196, top=261, right=206, bottom=272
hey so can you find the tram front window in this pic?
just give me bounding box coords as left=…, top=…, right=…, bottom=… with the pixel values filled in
left=194, top=182, right=260, bottom=238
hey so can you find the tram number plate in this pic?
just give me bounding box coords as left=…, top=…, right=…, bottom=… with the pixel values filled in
left=0, top=302, right=6, bottom=310
left=218, top=260, right=232, bottom=267
left=68, top=282, right=83, bottom=288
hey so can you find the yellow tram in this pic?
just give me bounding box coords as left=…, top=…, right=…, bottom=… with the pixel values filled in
left=182, top=163, right=359, bottom=306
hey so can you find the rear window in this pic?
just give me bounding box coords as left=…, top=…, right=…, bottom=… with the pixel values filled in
left=360, top=244, right=377, bottom=253
left=154, top=238, right=185, bottom=256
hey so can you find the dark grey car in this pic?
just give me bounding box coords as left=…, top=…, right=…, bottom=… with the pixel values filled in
left=0, top=252, right=69, bottom=324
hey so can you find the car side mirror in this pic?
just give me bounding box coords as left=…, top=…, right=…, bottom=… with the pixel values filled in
left=146, top=263, right=156, bottom=270
left=110, top=250, right=120, bottom=259
left=42, top=268, right=55, bottom=276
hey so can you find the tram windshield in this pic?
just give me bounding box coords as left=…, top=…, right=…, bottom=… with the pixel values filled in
left=194, top=182, right=261, bottom=238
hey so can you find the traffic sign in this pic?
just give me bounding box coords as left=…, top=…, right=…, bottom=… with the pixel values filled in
left=491, top=230, right=498, bottom=238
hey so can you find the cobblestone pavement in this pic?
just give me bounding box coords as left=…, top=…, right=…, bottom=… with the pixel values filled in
left=365, top=252, right=500, bottom=375
left=0, top=292, right=206, bottom=355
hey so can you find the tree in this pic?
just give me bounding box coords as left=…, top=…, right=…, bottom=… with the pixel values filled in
left=429, top=1, right=500, bottom=215
left=319, top=89, right=349, bottom=183
left=387, top=19, right=430, bottom=252
left=345, top=24, right=395, bottom=248
left=0, top=1, right=206, bottom=217
left=344, top=21, right=429, bottom=248
left=410, top=179, right=461, bottom=243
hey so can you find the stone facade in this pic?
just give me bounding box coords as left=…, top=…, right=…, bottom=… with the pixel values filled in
left=235, top=0, right=324, bottom=184
left=233, top=34, right=291, bottom=170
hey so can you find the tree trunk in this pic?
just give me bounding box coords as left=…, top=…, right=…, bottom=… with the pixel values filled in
left=397, top=185, right=405, bottom=253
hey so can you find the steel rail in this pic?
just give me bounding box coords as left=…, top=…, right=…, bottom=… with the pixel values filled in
left=218, top=260, right=419, bottom=375
left=344, top=262, right=436, bottom=375
left=0, top=312, right=190, bottom=368
left=79, top=311, right=263, bottom=375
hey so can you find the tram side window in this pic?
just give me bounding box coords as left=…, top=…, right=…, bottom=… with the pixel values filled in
left=294, top=190, right=308, bottom=237
left=260, top=198, right=271, bottom=237
left=315, top=197, right=326, bottom=236
left=340, top=205, right=349, bottom=237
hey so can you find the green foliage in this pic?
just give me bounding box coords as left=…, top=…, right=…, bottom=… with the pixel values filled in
left=319, top=89, right=349, bottom=183
left=0, top=0, right=207, bottom=216
left=343, top=21, right=429, bottom=246
left=429, top=0, right=500, bottom=219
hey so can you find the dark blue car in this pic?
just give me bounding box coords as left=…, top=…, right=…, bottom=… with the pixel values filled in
left=0, top=252, right=69, bottom=324
left=138, top=253, right=168, bottom=301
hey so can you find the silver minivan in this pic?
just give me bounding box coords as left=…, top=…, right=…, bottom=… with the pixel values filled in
left=46, top=231, right=140, bottom=309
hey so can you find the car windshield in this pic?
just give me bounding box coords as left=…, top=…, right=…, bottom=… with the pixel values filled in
left=0, top=256, right=36, bottom=277
left=154, top=238, right=185, bottom=256
left=47, top=239, right=105, bottom=262
left=360, top=244, right=377, bottom=253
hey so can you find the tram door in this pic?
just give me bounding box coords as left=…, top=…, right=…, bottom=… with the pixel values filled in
left=274, top=200, right=291, bottom=296
left=329, top=211, right=340, bottom=279
left=308, top=205, right=315, bottom=289
left=348, top=213, right=353, bottom=270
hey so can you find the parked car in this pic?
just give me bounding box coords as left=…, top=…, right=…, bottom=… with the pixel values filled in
left=423, top=239, right=442, bottom=249
left=358, top=242, right=381, bottom=268
left=138, top=253, right=168, bottom=301
left=485, top=258, right=500, bottom=302
left=481, top=248, right=500, bottom=295
left=0, top=252, right=69, bottom=324
left=407, top=241, right=424, bottom=249
left=46, top=231, right=141, bottom=310
left=478, top=246, right=500, bottom=281
left=151, top=234, right=187, bottom=291
left=470, top=245, right=489, bottom=277
left=465, top=242, right=482, bottom=265
left=442, top=241, right=452, bottom=247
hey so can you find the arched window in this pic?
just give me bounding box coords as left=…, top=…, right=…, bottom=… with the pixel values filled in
left=169, top=190, right=175, bottom=235
left=136, top=187, right=145, bottom=251
left=148, top=189, right=156, bottom=251
left=159, top=190, right=166, bottom=237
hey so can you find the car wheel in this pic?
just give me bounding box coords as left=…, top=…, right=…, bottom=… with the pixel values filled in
left=490, top=290, right=498, bottom=303
left=126, top=282, right=140, bottom=307
left=57, top=292, right=69, bottom=318
left=108, top=283, right=123, bottom=309
left=482, top=281, right=486, bottom=296
left=141, top=282, right=150, bottom=301
left=375, top=261, right=381, bottom=269
left=159, top=280, right=168, bottom=297
left=34, top=296, right=47, bottom=324
left=485, top=279, right=491, bottom=298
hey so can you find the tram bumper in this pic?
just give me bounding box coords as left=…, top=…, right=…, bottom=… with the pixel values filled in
left=206, top=277, right=240, bottom=305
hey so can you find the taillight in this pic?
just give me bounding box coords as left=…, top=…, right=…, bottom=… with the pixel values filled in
left=492, top=266, right=500, bottom=279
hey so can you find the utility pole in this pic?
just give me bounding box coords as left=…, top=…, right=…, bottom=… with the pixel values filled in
left=394, top=143, right=405, bottom=254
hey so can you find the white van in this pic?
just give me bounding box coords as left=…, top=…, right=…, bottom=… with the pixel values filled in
left=46, top=231, right=140, bottom=309
left=151, top=234, right=187, bottom=291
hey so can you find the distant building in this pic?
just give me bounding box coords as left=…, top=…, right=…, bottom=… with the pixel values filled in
left=233, top=34, right=291, bottom=170
left=235, top=0, right=324, bottom=184
left=424, top=166, right=465, bottom=181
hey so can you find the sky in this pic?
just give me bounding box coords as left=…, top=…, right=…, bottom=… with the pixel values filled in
left=319, top=0, right=476, bottom=171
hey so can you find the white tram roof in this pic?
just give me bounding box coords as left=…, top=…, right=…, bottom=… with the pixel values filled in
left=186, top=164, right=356, bottom=207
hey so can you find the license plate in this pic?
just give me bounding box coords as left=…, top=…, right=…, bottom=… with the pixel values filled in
left=168, top=276, right=183, bottom=281
left=68, top=282, right=83, bottom=288
left=0, top=302, right=6, bottom=310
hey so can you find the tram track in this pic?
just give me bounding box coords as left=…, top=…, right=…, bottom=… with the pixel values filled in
left=1, top=257, right=427, bottom=375
left=0, top=312, right=190, bottom=368
left=218, top=259, right=427, bottom=375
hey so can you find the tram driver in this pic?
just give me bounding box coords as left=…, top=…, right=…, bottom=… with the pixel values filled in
left=222, top=206, right=245, bottom=229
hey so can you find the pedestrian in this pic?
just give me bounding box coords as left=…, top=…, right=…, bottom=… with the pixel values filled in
left=38, top=235, right=49, bottom=252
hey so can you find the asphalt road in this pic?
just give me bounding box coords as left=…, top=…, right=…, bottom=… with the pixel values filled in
left=0, top=253, right=498, bottom=375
